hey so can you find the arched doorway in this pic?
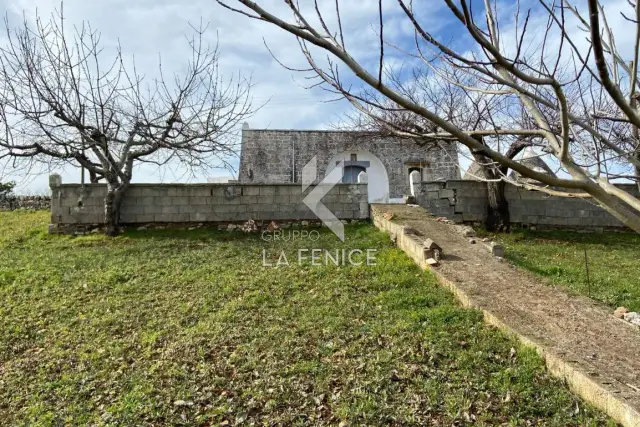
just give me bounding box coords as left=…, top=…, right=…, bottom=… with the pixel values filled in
left=325, top=150, right=390, bottom=203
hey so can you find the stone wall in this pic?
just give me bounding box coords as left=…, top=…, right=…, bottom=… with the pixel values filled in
left=239, top=129, right=460, bottom=200
left=416, top=180, right=639, bottom=229
left=0, top=196, right=51, bottom=211
left=49, top=176, right=369, bottom=230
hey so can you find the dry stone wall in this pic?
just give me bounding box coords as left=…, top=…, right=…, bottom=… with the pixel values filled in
left=49, top=175, right=369, bottom=232
left=0, top=196, right=51, bottom=211
left=416, top=180, right=639, bottom=230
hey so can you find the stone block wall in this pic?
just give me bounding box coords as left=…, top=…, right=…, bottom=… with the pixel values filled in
left=416, top=180, right=639, bottom=229
left=49, top=177, right=369, bottom=229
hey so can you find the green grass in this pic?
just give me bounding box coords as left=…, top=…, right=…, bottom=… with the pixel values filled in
left=0, top=211, right=612, bottom=426
left=480, top=227, right=640, bottom=312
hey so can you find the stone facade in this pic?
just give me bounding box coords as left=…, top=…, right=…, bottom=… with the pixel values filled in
left=239, top=129, right=460, bottom=202
left=49, top=177, right=368, bottom=229
left=416, top=180, right=639, bottom=229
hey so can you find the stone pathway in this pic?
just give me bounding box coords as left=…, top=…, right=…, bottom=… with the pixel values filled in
left=372, top=204, right=640, bottom=427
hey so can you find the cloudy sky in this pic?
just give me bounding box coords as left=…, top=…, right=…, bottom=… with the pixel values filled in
left=0, top=0, right=635, bottom=192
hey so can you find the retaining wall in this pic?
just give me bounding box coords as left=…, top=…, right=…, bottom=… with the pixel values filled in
left=49, top=175, right=369, bottom=230
left=416, top=180, right=639, bottom=229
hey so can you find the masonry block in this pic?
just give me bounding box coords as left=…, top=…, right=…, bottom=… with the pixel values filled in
left=161, top=206, right=180, bottom=214
left=179, top=205, right=197, bottom=214
left=123, top=205, right=145, bottom=215
left=190, top=197, right=208, bottom=206
left=449, top=214, right=464, bottom=223
left=188, top=187, right=210, bottom=197
left=275, top=186, right=292, bottom=195
left=143, top=205, right=159, bottom=215
left=438, top=189, right=455, bottom=199
left=189, top=212, right=207, bottom=222
left=257, top=196, right=274, bottom=205
left=260, top=186, right=276, bottom=196
left=423, top=182, right=445, bottom=192
left=171, top=197, right=189, bottom=206
left=462, top=212, right=481, bottom=222
left=239, top=186, right=257, bottom=196
left=167, top=188, right=185, bottom=197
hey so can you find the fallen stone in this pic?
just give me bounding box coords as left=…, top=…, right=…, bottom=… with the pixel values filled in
left=241, top=219, right=258, bottom=232
left=227, top=224, right=237, bottom=231
left=623, top=312, right=640, bottom=326
left=301, top=220, right=310, bottom=226
left=423, top=238, right=442, bottom=252
left=483, top=242, right=505, bottom=257
left=341, top=220, right=349, bottom=225
left=217, top=224, right=226, bottom=231
left=90, top=228, right=101, bottom=234
left=351, top=219, right=360, bottom=224
left=455, top=225, right=476, bottom=237
left=382, top=212, right=395, bottom=221
left=425, top=257, right=439, bottom=266
left=188, top=227, right=196, bottom=231
left=613, top=307, right=629, bottom=319
left=137, top=226, right=148, bottom=231
left=482, top=237, right=490, bottom=242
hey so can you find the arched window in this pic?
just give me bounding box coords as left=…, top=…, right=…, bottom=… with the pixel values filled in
left=342, top=165, right=367, bottom=183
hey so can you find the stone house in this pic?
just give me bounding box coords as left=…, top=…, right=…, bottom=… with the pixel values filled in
left=238, top=125, right=460, bottom=203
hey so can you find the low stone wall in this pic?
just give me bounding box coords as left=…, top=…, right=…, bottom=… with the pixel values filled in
left=0, top=196, right=51, bottom=211
left=416, top=180, right=639, bottom=229
left=49, top=175, right=369, bottom=232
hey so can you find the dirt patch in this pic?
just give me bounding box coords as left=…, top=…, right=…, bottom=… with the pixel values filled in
left=373, top=204, right=640, bottom=426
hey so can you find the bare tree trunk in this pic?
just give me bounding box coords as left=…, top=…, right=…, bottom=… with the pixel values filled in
left=104, top=182, right=129, bottom=237
left=472, top=152, right=510, bottom=232
left=473, top=136, right=526, bottom=232
left=486, top=180, right=510, bottom=232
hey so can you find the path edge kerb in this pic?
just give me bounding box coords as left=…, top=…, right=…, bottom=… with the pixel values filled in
left=371, top=208, right=640, bottom=427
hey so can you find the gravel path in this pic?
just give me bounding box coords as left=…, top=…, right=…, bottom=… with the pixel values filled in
left=374, top=204, right=640, bottom=425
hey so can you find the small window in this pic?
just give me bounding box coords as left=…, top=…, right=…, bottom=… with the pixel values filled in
left=350, top=153, right=357, bottom=161
left=343, top=165, right=366, bottom=184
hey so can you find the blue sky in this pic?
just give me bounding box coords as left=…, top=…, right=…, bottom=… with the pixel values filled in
left=0, top=0, right=634, bottom=192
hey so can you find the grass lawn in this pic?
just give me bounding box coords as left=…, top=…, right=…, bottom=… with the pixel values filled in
left=482, top=228, right=640, bottom=312
left=0, top=211, right=613, bottom=426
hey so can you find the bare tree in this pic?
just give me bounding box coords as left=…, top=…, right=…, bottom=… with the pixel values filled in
left=216, top=0, right=640, bottom=233
left=0, top=9, right=254, bottom=235
left=345, top=65, right=542, bottom=231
